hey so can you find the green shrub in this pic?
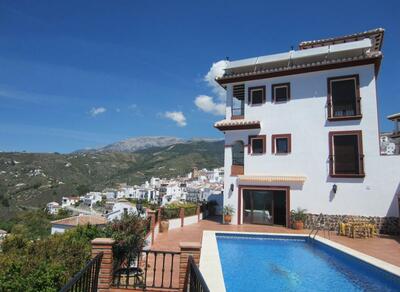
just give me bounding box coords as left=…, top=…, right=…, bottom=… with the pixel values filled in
left=0, top=214, right=147, bottom=291
left=161, top=202, right=198, bottom=219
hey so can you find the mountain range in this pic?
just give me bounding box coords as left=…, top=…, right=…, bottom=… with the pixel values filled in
left=0, top=137, right=224, bottom=220
left=77, top=136, right=222, bottom=153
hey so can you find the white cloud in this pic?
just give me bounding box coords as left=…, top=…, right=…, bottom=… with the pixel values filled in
left=164, top=111, right=187, bottom=127
left=89, top=107, right=106, bottom=117
left=204, top=60, right=228, bottom=101
left=194, top=95, right=225, bottom=116
left=194, top=60, right=228, bottom=116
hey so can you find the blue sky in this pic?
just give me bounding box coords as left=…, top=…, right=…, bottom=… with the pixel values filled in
left=0, top=0, right=399, bottom=153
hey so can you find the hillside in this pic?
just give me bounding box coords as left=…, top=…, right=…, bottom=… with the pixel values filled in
left=0, top=140, right=224, bottom=220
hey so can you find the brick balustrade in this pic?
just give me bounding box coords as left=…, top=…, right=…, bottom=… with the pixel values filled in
left=91, top=238, right=115, bottom=292
left=147, top=209, right=157, bottom=244
left=179, top=242, right=201, bottom=291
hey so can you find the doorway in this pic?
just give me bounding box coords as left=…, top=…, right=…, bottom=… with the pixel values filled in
left=242, top=189, right=287, bottom=226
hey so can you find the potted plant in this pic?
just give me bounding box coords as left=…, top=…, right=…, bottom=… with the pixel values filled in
left=223, top=204, right=235, bottom=224
left=291, top=208, right=307, bottom=230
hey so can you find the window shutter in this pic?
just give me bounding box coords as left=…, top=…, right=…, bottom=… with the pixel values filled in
left=233, top=84, right=245, bottom=100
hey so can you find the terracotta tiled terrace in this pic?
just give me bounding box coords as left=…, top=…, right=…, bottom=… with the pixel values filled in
left=152, top=216, right=400, bottom=268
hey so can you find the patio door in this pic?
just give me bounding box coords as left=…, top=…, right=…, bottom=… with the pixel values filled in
left=243, top=189, right=287, bottom=225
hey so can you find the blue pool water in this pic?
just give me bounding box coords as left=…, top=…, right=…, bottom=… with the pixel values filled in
left=216, top=233, right=400, bottom=292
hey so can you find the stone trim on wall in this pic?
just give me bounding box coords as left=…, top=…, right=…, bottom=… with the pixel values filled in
left=292, top=213, right=400, bottom=235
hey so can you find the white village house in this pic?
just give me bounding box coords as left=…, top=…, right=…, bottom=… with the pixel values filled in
left=215, top=28, right=400, bottom=233
left=105, top=200, right=138, bottom=221
left=51, top=214, right=108, bottom=234
left=46, top=201, right=61, bottom=215
left=61, top=196, right=80, bottom=208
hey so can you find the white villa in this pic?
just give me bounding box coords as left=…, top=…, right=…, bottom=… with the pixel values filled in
left=61, top=196, right=80, bottom=208
left=105, top=200, right=138, bottom=221
left=46, top=201, right=61, bottom=215
left=215, top=28, right=400, bottom=233
left=51, top=214, right=107, bottom=234
left=83, top=192, right=103, bottom=207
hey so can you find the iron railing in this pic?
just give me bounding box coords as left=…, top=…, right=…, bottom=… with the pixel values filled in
left=186, top=256, right=210, bottom=292
left=59, top=252, right=103, bottom=292
left=113, top=249, right=181, bottom=290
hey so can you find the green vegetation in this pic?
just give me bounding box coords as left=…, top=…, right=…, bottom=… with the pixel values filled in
left=0, top=213, right=148, bottom=292
left=161, top=202, right=198, bottom=219
left=0, top=140, right=223, bottom=221
left=290, top=208, right=308, bottom=222
left=223, top=204, right=235, bottom=216
left=0, top=209, right=72, bottom=238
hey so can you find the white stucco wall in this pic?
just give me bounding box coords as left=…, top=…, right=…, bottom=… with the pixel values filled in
left=184, top=214, right=198, bottom=225
left=168, top=217, right=182, bottom=230
left=223, top=64, right=400, bottom=224
left=51, top=225, right=71, bottom=234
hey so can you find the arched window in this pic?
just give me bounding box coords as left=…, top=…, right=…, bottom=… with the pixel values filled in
left=232, top=141, right=244, bottom=166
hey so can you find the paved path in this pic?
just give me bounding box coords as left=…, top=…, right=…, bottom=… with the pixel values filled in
left=152, top=217, right=400, bottom=267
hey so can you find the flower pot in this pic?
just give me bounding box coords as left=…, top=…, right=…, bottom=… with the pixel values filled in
left=293, top=220, right=304, bottom=230
left=224, top=215, right=232, bottom=224
left=160, top=220, right=169, bottom=233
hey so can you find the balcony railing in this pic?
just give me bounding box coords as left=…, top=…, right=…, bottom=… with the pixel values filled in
left=113, top=250, right=181, bottom=290
left=329, top=154, right=365, bottom=177
left=185, top=255, right=210, bottom=292
left=59, top=252, right=103, bottom=292
left=328, top=103, right=361, bottom=120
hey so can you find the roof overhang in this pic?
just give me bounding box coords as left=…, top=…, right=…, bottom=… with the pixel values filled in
left=238, top=175, right=307, bottom=184
left=299, top=28, right=384, bottom=51
left=387, top=113, right=400, bottom=121
left=214, top=119, right=260, bottom=131
left=216, top=55, right=381, bottom=85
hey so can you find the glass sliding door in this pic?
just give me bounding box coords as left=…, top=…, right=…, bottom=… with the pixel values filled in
left=243, top=189, right=286, bottom=225
left=252, top=191, right=273, bottom=224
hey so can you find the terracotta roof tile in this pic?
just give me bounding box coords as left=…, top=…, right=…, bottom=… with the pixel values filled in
left=51, top=215, right=107, bottom=226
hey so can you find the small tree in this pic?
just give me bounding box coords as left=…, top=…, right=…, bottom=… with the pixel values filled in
left=105, top=213, right=147, bottom=269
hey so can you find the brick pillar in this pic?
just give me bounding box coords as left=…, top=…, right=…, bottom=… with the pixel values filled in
left=179, top=207, right=185, bottom=227
left=157, top=208, right=162, bottom=223
left=196, top=206, right=200, bottom=222
left=91, top=238, right=115, bottom=292
left=179, top=242, right=201, bottom=291
left=147, top=210, right=156, bottom=244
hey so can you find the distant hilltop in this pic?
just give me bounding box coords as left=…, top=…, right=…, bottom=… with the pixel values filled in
left=75, top=136, right=223, bottom=153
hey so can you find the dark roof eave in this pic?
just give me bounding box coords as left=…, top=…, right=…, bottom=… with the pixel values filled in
left=216, top=56, right=382, bottom=86
left=214, top=124, right=261, bottom=131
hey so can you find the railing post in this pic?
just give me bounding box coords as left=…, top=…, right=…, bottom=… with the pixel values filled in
left=91, top=238, right=115, bottom=292
left=157, top=208, right=161, bottom=223
left=180, top=207, right=185, bottom=227
left=179, top=242, right=201, bottom=291
left=147, top=209, right=156, bottom=244
left=196, top=205, right=201, bottom=222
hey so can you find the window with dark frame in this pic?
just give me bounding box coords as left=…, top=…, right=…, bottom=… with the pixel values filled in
left=329, top=131, right=364, bottom=177
left=249, top=135, right=266, bottom=154
left=272, top=134, right=291, bottom=154
left=276, top=138, right=288, bottom=153
left=248, top=86, right=265, bottom=105
left=232, top=141, right=244, bottom=166
left=328, top=75, right=361, bottom=120
left=272, top=83, right=290, bottom=102
left=232, top=84, right=245, bottom=117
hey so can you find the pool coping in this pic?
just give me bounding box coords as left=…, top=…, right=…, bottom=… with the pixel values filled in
left=200, top=230, right=400, bottom=292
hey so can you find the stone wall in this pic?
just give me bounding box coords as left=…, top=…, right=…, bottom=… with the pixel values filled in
left=294, top=214, right=400, bottom=235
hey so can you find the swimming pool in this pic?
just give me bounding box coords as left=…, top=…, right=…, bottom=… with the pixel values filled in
left=208, top=232, right=400, bottom=292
